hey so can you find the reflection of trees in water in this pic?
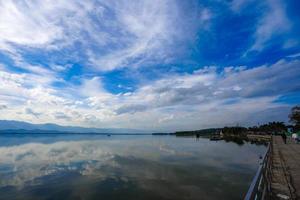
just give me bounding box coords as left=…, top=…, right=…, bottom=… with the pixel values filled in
left=223, top=136, right=268, bottom=146
left=223, top=136, right=245, bottom=146
left=191, top=134, right=268, bottom=146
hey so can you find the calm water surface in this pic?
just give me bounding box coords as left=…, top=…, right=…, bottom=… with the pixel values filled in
left=0, top=134, right=266, bottom=200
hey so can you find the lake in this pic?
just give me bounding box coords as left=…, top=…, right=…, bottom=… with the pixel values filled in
left=0, top=134, right=266, bottom=200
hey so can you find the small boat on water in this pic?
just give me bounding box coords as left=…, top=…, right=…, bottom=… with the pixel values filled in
left=210, top=136, right=222, bottom=141
left=210, top=130, right=223, bottom=141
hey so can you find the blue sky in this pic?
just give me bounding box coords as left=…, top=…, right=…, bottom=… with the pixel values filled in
left=0, top=0, right=299, bottom=131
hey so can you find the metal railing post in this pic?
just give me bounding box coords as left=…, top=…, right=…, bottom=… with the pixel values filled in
left=244, top=142, right=272, bottom=200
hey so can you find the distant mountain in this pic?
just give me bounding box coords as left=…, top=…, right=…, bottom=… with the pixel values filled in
left=0, top=120, right=148, bottom=134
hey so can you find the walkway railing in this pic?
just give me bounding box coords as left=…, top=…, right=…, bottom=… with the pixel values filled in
left=244, top=142, right=272, bottom=200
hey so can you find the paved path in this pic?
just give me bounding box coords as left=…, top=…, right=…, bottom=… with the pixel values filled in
left=271, top=136, right=300, bottom=199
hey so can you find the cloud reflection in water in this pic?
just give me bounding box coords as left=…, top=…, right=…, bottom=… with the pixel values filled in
left=0, top=135, right=266, bottom=200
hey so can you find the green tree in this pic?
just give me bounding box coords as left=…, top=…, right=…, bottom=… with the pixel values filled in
left=289, top=106, right=300, bottom=132
left=248, top=121, right=286, bottom=134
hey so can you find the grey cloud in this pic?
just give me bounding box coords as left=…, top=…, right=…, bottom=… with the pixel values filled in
left=115, top=104, right=148, bottom=115
left=83, top=114, right=99, bottom=124
left=25, top=108, right=42, bottom=118
left=71, top=111, right=82, bottom=118
left=243, top=106, right=291, bottom=125
left=115, top=59, right=300, bottom=115
left=0, top=105, right=7, bottom=110
left=53, top=112, right=71, bottom=120
left=219, top=59, right=300, bottom=98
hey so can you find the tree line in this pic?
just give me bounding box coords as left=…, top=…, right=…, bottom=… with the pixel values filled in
left=174, top=105, right=300, bottom=137
left=222, top=105, right=300, bottom=136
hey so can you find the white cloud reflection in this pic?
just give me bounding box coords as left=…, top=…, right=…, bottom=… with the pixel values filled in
left=0, top=140, right=114, bottom=187
left=0, top=136, right=265, bottom=188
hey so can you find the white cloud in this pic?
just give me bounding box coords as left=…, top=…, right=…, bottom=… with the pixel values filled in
left=0, top=0, right=298, bottom=131
left=0, top=55, right=299, bottom=131
left=116, top=59, right=299, bottom=112
left=87, top=0, right=184, bottom=71
left=158, top=114, right=174, bottom=123
left=286, top=52, right=300, bottom=58
left=79, top=77, right=107, bottom=97
left=0, top=1, right=61, bottom=47
left=230, top=0, right=293, bottom=52
left=0, top=0, right=196, bottom=72
left=230, top=0, right=255, bottom=12
left=109, top=59, right=300, bottom=130
left=200, top=8, right=211, bottom=21
left=250, top=0, right=291, bottom=51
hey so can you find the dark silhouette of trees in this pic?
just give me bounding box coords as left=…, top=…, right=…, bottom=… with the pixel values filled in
left=248, top=122, right=286, bottom=134
left=222, top=126, right=247, bottom=136
left=289, top=106, right=300, bottom=132
left=175, top=128, right=221, bottom=136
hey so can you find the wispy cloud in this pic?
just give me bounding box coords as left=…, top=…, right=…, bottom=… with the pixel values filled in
left=0, top=0, right=195, bottom=72
left=250, top=0, right=291, bottom=51
left=86, top=0, right=189, bottom=71
left=0, top=0, right=299, bottom=130
left=1, top=58, right=299, bottom=130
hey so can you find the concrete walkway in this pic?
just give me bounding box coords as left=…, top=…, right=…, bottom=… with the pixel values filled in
left=271, top=136, right=300, bottom=199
